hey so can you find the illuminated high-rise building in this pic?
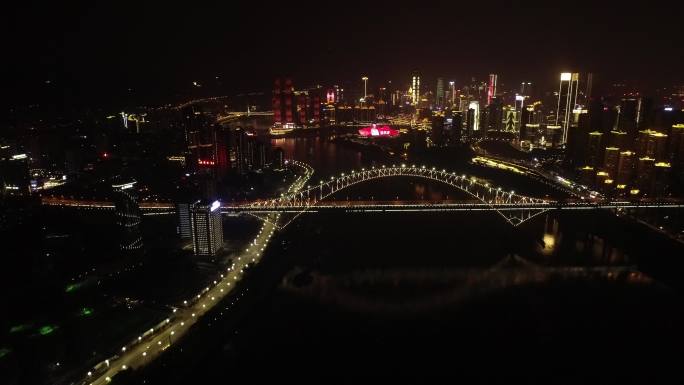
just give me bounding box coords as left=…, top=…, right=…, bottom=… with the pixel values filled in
left=578, top=166, right=595, bottom=186
left=466, top=101, right=480, bottom=138
left=436, top=78, right=445, bottom=108
left=618, top=97, right=650, bottom=143
left=449, top=81, right=455, bottom=107
left=653, top=162, right=671, bottom=196
left=503, top=107, right=517, bottom=132
left=637, top=129, right=668, bottom=160
left=182, top=106, right=227, bottom=178
left=556, top=72, right=579, bottom=144
left=486, top=98, right=503, bottom=132
left=487, top=74, right=497, bottom=105
left=112, top=180, right=143, bottom=252
left=411, top=71, right=421, bottom=106
left=546, top=125, right=563, bottom=147
left=603, top=147, right=620, bottom=177
left=0, top=151, right=30, bottom=197
left=176, top=203, right=191, bottom=239
left=608, top=130, right=628, bottom=149
left=636, top=157, right=656, bottom=192
left=190, top=200, right=223, bottom=256
left=449, top=110, right=463, bottom=143
left=520, top=82, right=532, bottom=97
left=586, top=131, right=603, bottom=167
left=273, top=78, right=296, bottom=128
left=430, top=113, right=445, bottom=146
left=361, top=76, right=369, bottom=102
left=616, top=151, right=635, bottom=185
left=670, top=124, right=684, bottom=168
left=182, top=105, right=208, bottom=171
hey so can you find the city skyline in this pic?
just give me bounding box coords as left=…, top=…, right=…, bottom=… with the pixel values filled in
left=3, top=3, right=684, bottom=384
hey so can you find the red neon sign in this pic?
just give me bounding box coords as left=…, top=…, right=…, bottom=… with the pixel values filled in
left=358, top=124, right=399, bottom=137
left=198, top=159, right=215, bottom=166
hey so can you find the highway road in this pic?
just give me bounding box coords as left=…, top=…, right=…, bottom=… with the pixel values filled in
left=78, top=161, right=314, bottom=385
left=83, top=213, right=279, bottom=384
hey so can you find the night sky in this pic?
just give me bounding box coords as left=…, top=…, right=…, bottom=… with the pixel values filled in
left=5, top=1, right=684, bottom=109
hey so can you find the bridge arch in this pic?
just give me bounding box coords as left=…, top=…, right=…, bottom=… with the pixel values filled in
left=249, top=164, right=551, bottom=227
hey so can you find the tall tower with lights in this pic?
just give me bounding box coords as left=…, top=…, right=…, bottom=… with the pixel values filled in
left=190, top=200, right=223, bottom=256
left=411, top=71, right=421, bottom=106
left=112, top=180, right=143, bottom=253
left=361, top=76, right=369, bottom=102
left=436, top=78, right=445, bottom=108
left=556, top=72, right=579, bottom=144
left=487, top=74, right=498, bottom=105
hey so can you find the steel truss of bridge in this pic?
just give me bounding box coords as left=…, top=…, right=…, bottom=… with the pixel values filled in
left=41, top=162, right=684, bottom=227
left=236, top=164, right=684, bottom=226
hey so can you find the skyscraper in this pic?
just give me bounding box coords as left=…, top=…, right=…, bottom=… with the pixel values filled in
left=182, top=105, right=209, bottom=171
left=273, top=78, right=296, bottom=128
left=487, top=74, right=498, bottom=105
left=112, top=180, right=143, bottom=252
left=486, top=98, right=504, bottom=132
left=520, top=82, right=532, bottom=97
left=556, top=72, right=579, bottom=144
left=466, top=101, right=480, bottom=139
left=587, top=131, right=604, bottom=167
left=637, top=130, right=668, bottom=160
left=0, top=151, right=30, bottom=197
left=176, top=203, right=191, bottom=239
left=436, top=78, right=445, bottom=108
left=617, top=151, right=635, bottom=185
left=411, top=71, right=420, bottom=106
left=449, top=110, right=463, bottom=144
left=190, top=200, right=223, bottom=257
left=430, top=113, right=445, bottom=146
left=603, top=147, right=620, bottom=177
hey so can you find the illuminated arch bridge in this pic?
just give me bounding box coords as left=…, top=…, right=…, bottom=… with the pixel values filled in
left=232, top=164, right=553, bottom=227
left=40, top=161, right=684, bottom=228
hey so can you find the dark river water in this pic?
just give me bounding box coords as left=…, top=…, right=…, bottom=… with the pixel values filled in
left=146, top=137, right=684, bottom=384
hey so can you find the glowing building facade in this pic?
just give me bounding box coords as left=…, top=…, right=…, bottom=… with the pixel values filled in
left=112, top=181, right=143, bottom=252
left=556, top=72, right=579, bottom=144
left=190, top=200, right=223, bottom=256
left=487, top=74, right=497, bottom=105
left=411, top=72, right=420, bottom=106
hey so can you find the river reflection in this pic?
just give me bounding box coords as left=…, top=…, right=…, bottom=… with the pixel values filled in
left=168, top=137, right=684, bottom=384
left=269, top=137, right=668, bottom=313
left=272, top=137, right=371, bottom=175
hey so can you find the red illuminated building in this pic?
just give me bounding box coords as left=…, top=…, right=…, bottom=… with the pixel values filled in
left=358, top=124, right=399, bottom=137
left=273, top=78, right=295, bottom=127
